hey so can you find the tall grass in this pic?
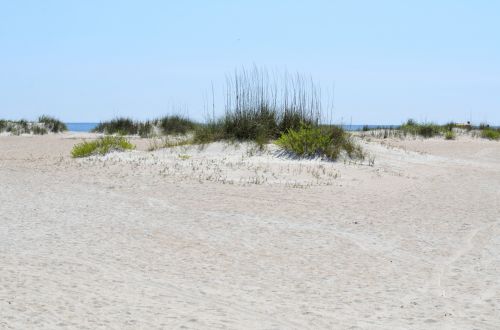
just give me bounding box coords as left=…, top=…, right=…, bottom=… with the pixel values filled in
left=195, top=67, right=323, bottom=143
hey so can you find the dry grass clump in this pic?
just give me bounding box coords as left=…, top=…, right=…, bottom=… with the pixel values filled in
left=71, top=136, right=135, bottom=158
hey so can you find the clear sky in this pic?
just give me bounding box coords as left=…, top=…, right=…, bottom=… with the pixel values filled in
left=1, top=1, right=499, bottom=124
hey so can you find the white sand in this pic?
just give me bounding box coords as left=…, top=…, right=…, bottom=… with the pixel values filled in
left=1, top=133, right=499, bottom=329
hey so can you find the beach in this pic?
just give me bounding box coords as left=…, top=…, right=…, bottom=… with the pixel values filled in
left=1, top=133, right=499, bottom=329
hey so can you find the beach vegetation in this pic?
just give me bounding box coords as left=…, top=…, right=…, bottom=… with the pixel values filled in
left=71, top=136, right=135, bottom=158
left=92, top=117, right=138, bottom=135
left=194, top=67, right=321, bottom=145
left=400, top=119, right=441, bottom=138
left=158, top=115, right=196, bottom=135
left=481, top=128, right=500, bottom=140
left=444, top=130, right=456, bottom=140
left=38, top=115, right=67, bottom=132
left=276, top=124, right=364, bottom=160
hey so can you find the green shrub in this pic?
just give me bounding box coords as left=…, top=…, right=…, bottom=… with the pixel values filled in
left=71, top=136, right=135, bottom=158
left=0, top=120, right=6, bottom=132
left=444, top=130, right=456, bottom=140
left=276, top=124, right=363, bottom=160
left=38, top=115, right=67, bottom=132
left=481, top=128, right=500, bottom=140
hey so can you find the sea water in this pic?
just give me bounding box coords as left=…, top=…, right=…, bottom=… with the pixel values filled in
left=66, top=123, right=98, bottom=132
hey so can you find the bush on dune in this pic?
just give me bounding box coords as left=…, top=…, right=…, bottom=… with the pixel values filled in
left=71, top=136, right=135, bottom=158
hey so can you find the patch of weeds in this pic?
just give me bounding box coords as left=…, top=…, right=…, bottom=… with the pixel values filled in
left=71, top=136, right=135, bottom=158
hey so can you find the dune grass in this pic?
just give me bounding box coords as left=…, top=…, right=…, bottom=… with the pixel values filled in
left=71, top=136, right=135, bottom=158
left=92, top=118, right=138, bottom=135
left=194, top=67, right=322, bottom=145
left=38, top=115, right=67, bottom=133
left=444, top=130, right=456, bottom=140
left=92, top=115, right=197, bottom=137
left=277, top=124, right=364, bottom=160
left=400, top=119, right=441, bottom=138
left=481, top=128, right=500, bottom=140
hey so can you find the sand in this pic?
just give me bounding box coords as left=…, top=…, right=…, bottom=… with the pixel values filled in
left=0, top=133, right=499, bottom=329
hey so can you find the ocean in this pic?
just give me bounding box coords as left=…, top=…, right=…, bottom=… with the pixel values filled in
left=66, top=123, right=99, bottom=132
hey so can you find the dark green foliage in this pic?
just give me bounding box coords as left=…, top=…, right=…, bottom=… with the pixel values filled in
left=32, top=126, right=48, bottom=135
left=157, top=115, right=196, bottom=135
left=138, top=121, right=153, bottom=138
left=92, top=117, right=138, bottom=135
left=38, top=115, right=67, bottom=132
left=92, top=116, right=197, bottom=137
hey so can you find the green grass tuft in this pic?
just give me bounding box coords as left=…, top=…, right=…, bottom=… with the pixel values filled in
left=71, top=136, right=135, bottom=158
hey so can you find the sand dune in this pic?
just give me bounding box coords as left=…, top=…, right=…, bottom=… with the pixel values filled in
left=1, top=133, right=499, bottom=329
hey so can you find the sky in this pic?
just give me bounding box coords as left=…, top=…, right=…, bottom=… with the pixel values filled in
left=1, top=0, right=499, bottom=124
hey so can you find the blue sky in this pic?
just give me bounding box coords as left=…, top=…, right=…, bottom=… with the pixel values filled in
left=1, top=0, right=499, bottom=124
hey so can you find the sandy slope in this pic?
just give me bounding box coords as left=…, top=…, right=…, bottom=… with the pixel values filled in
left=0, top=133, right=499, bottom=329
